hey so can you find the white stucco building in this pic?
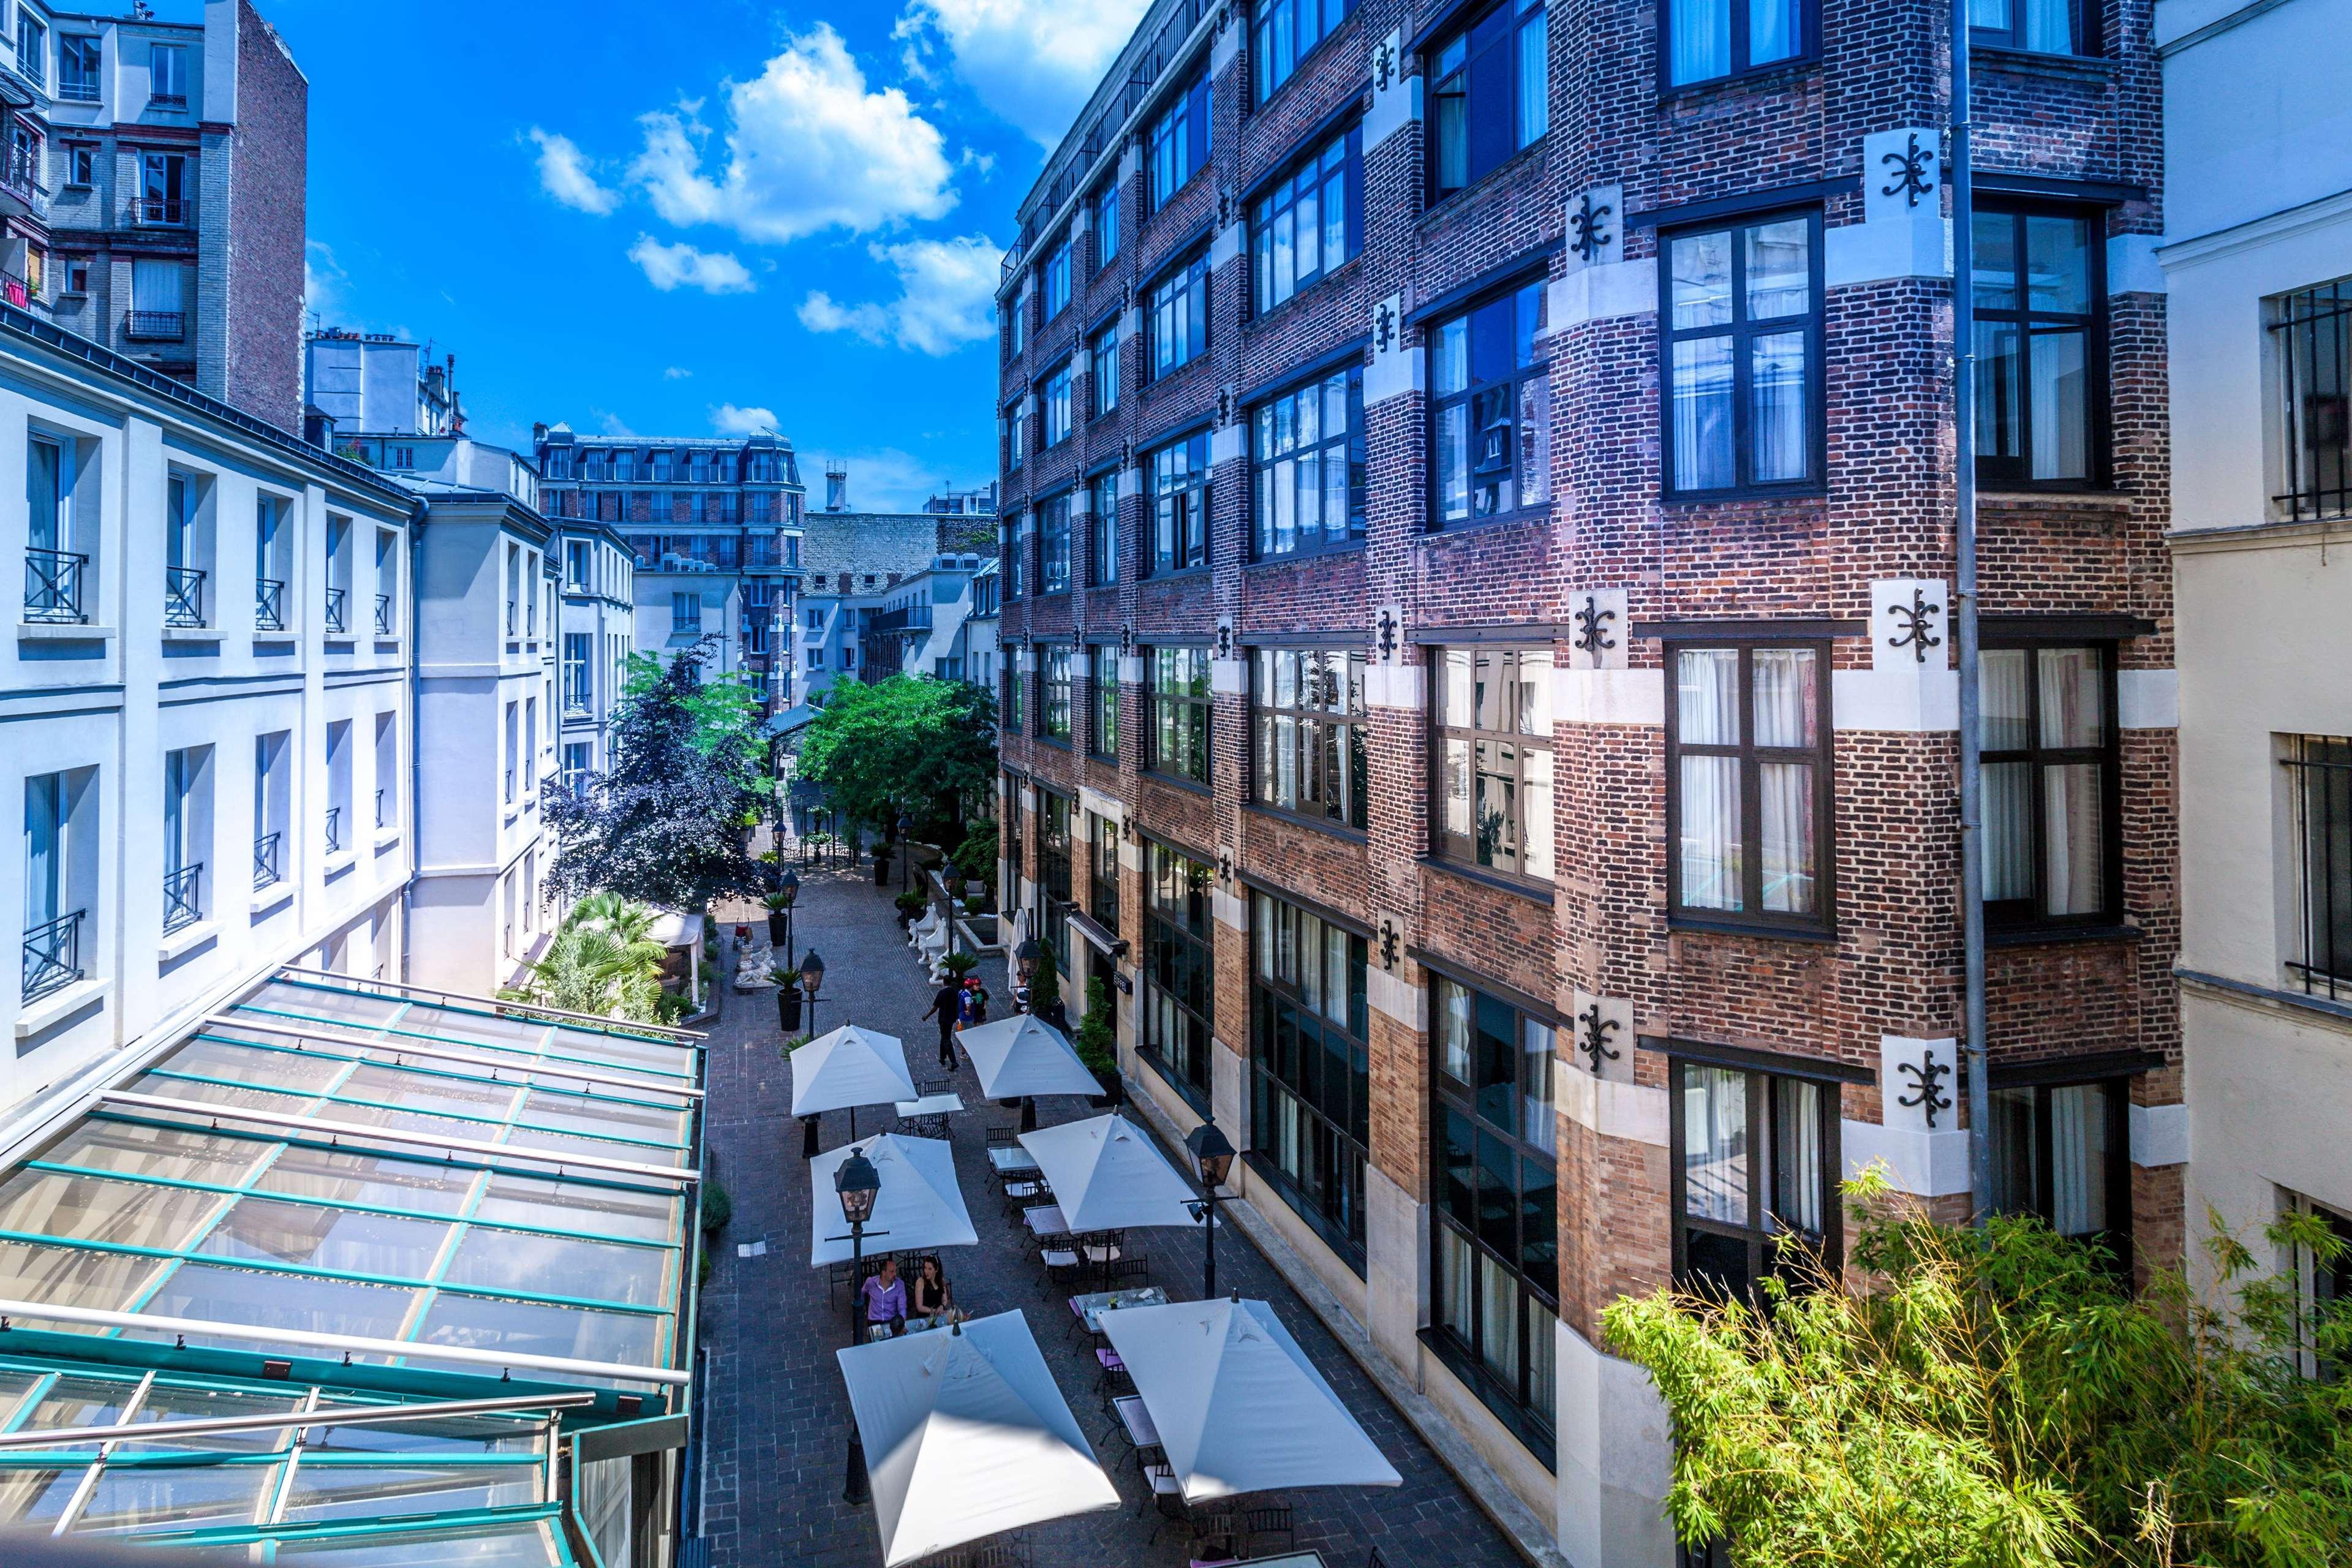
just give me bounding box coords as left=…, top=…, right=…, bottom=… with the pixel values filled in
left=2162, top=0, right=2352, bottom=1314
left=558, top=518, right=635, bottom=789
left=0, top=306, right=415, bottom=1117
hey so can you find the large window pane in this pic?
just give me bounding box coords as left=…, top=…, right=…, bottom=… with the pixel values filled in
left=1681, top=1065, right=1748, bottom=1224
left=1673, top=339, right=1735, bottom=489
left=200, top=1198, right=448, bottom=1280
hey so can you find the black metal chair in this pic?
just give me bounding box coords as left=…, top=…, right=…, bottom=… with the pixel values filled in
left=1099, top=1254, right=1150, bottom=1292
left=1235, top=1502, right=1296, bottom=1556
left=984, top=1125, right=1019, bottom=1148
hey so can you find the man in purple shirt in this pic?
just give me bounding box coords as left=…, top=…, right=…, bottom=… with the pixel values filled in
left=861, top=1257, right=908, bottom=1336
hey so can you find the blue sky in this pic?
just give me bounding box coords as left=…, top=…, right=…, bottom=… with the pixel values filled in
left=205, top=0, right=1150, bottom=507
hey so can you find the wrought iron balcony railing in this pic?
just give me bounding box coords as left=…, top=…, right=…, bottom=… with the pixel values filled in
left=24, top=548, right=88, bottom=624
left=162, top=863, right=203, bottom=935
left=254, top=576, right=285, bottom=631
left=374, top=787, right=387, bottom=831
left=22, top=909, right=84, bottom=1001
left=324, top=585, right=348, bottom=634
left=164, top=565, right=205, bottom=627
left=0, top=143, right=43, bottom=206
left=252, top=831, right=282, bottom=891
left=135, top=196, right=190, bottom=227
left=324, top=805, right=343, bottom=854
left=125, top=310, right=185, bottom=341
left=374, top=592, right=394, bottom=635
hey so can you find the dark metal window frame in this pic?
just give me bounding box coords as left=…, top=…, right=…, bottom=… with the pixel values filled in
left=1146, top=645, right=1212, bottom=785
left=1972, top=200, right=2111, bottom=491
left=1250, top=646, right=1368, bottom=832
left=1988, top=1072, right=2133, bottom=1267
left=1090, top=643, right=1120, bottom=762
left=1252, top=0, right=1360, bottom=104
left=1248, top=886, right=1371, bottom=1269
left=1969, top=0, right=2087, bottom=56
left=1657, top=206, right=1827, bottom=499
left=1041, top=233, right=1073, bottom=323
left=1091, top=325, right=1120, bottom=418
left=1427, top=277, right=1552, bottom=530
left=1662, top=636, right=1836, bottom=934
left=2271, top=276, right=2351, bottom=522
left=1148, top=249, right=1212, bottom=382
left=1428, top=643, right=1556, bottom=884
left=1093, top=178, right=1121, bottom=271
left=1252, top=365, right=1367, bottom=560
left=1041, top=363, right=1074, bottom=450
left=1250, top=125, right=1363, bottom=317
left=1147, top=67, right=1212, bottom=216
left=1089, top=470, right=1121, bottom=587
left=1089, top=814, right=1120, bottom=927
left=1667, top=1055, right=1845, bottom=1300
left=1039, top=492, right=1072, bottom=595
left=1980, top=638, right=2123, bottom=930
left=1037, top=789, right=1076, bottom=984
left=1147, top=431, right=1211, bottom=575
left=1657, top=0, right=1819, bottom=90
left=1042, top=644, right=1074, bottom=742
left=1427, top=0, right=1551, bottom=203
left=2288, top=735, right=2352, bottom=1000
left=1140, top=837, right=1215, bottom=1104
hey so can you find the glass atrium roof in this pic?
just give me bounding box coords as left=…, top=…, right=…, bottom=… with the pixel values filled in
left=0, top=970, right=708, bottom=1562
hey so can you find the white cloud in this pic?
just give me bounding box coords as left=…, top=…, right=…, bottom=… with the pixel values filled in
left=811, top=447, right=982, bottom=513
left=797, top=235, right=1000, bottom=356
left=594, top=411, right=636, bottom=438
left=663, top=366, right=695, bottom=380
left=897, top=0, right=1151, bottom=148
left=527, top=127, right=620, bottom=216
left=710, top=404, right=780, bottom=437
left=628, top=25, right=956, bottom=246
left=627, top=235, right=756, bottom=295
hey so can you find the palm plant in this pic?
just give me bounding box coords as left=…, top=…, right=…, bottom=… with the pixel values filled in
left=505, top=902, right=667, bottom=1022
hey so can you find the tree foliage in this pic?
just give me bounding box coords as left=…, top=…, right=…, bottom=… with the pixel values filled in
left=502, top=894, right=667, bottom=1022
left=621, top=649, right=761, bottom=772
left=1603, top=1170, right=2352, bottom=1568
left=544, top=640, right=766, bottom=911
left=794, top=674, right=997, bottom=837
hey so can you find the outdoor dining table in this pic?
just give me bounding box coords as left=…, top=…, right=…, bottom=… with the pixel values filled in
left=1023, top=1204, right=1069, bottom=1237
left=1114, top=1392, right=1161, bottom=1450
left=895, top=1092, right=965, bottom=1118
left=1072, top=1284, right=1168, bottom=1333
left=987, top=1145, right=1041, bottom=1174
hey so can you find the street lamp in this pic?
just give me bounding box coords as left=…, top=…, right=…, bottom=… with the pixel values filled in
left=777, top=867, right=801, bottom=971
left=835, top=1148, right=883, bottom=1507
left=799, top=949, right=829, bottom=1157
left=896, top=809, right=914, bottom=895
left=1185, top=1120, right=1237, bottom=1301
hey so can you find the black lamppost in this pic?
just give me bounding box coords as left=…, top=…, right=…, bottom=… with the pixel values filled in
left=896, top=809, right=913, bottom=895
left=835, top=1148, right=883, bottom=1506
left=777, top=867, right=801, bottom=971
left=799, top=949, right=829, bottom=1157
left=1185, top=1120, right=1236, bottom=1301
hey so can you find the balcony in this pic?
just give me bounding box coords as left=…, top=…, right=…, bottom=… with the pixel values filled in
left=164, top=565, right=205, bottom=628
left=324, top=805, right=344, bottom=855
left=374, top=788, right=388, bottom=832
left=24, top=548, right=88, bottom=625
left=324, top=586, right=348, bottom=635
left=373, top=592, right=394, bottom=635
left=56, top=77, right=97, bottom=105
left=252, top=832, right=282, bottom=892
left=0, top=143, right=43, bottom=211
left=134, top=196, right=190, bottom=228
left=162, top=864, right=203, bottom=935
left=125, top=310, right=186, bottom=342
left=255, top=576, right=285, bottom=633
left=21, top=910, right=84, bottom=1002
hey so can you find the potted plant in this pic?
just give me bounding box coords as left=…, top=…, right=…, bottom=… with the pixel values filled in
left=872, top=846, right=892, bottom=887
left=894, top=888, right=928, bottom=930
left=1075, top=978, right=1122, bottom=1107
left=763, top=888, right=793, bottom=944
left=771, top=967, right=802, bottom=1032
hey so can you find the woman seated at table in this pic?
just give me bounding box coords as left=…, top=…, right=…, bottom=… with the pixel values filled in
left=908, top=1257, right=955, bottom=1327
left=860, top=1257, right=908, bottom=1338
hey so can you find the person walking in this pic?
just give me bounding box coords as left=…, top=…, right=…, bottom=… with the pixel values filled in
left=922, top=978, right=962, bottom=1070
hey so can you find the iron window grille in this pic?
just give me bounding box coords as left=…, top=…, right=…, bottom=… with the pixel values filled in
left=1147, top=69, right=1211, bottom=213
left=23, top=546, right=88, bottom=624
left=1040, top=493, right=1072, bottom=594
left=1251, top=128, right=1362, bottom=315
left=1972, top=205, right=2106, bottom=489
left=2270, top=276, right=2351, bottom=522
left=1148, top=251, right=1210, bottom=380
left=21, top=908, right=84, bottom=1001
left=375, top=786, right=388, bottom=831
left=254, top=576, right=286, bottom=633
left=323, top=586, right=349, bottom=635
left=1665, top=641, right=1834, bottom=930
left=162, top=863, right=203, bottom=935
left=1148, top=433, right=1211, bottom=573
left=1663, top=0, right=1808, bottom=86
left=1042, top=646, right=1074, bottom=742
left=1988, top=1075, right=2132, bottom=1265
left=1254, top=0, right=1359, bottom=102
left=1430, top=645, right=1555, bottom=881
left=1670, top=1057, right=1842, bottom=1302
left=1429, top=0, right=1549, bottom=200
left=1979, top=642, right=2120, bottom=928
left=2288, top=736, right=2352, bottom=1000
left=1251, top=647, right=1368, bottom=830
left=165, top=565, right=206, bottom=628
left=1090, top=644, right=1120, bottom=761
left=1254, top=367, right=1366, bottom=557
left=1431, top=974, right=1558, bottom=1453
left=1147, top=646, right=1211, bottom=784
left=324, top=806, right=344, bottom=856
left=1141, top=840, right=1214, bottom=1102
left=252, top=831, right=282, bottom=892
left=1432, top=279, right=1551, bottom=526
left=374, top=592, right=394, bottom=635
left=1660, top=211, right=1823, bottom=496
left=1089, top=471, right=1121, bottom=586
left=1250, top=889, right=1370, bottom=1267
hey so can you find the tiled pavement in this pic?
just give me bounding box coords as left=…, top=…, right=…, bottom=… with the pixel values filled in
left=690, top=864, right=1524, bottom=1568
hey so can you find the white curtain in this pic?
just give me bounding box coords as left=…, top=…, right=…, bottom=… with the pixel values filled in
left=1682, top=1066, right=1749, bottom=1224
left=1438, top=1226, right=1476, bottom=1342
left=2043, top=764, right=2104, bottom=914
left=1758, top=763, right=1815, bottom=914
left=1673, top=338, right=1735, bottom=491
left=1749, top=0, right=1798, bottom=62
left=1439, top=981, right=1472, bottom=1086
left=134, top=258, right=183, bottom=314
left=1770, top=1080, right=1823, bottom=1235
left=1479, top=1253, right=1521, bottom=1386
left=1749, top=331, right=1809, bottom=483
left=1521, top=1019, right=1556, bottom=1155
left=1678, top=647, right=1743, bottom=909
left=1670, top=0, right=1730, bottom=81
left=1522, top=746, right=1555, bottom=881
left=2049, top=1084, right=2107, bottom=1235
left=1982, top=650, right=2035, bottom=901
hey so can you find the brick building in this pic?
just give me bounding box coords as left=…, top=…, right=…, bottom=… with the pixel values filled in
left=991, top=0, right=2176, bottom=1559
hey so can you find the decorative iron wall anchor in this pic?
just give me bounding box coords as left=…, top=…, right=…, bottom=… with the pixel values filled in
left=1573, top=594, right=1618, bottom=657
left=1577, top=1004, right=1622, bottom=1074
left=1217, top=850, right=1233, bottom=884
left=1373, top=38, right=1397, bottom=92
left=1896, top=1051, right=1953, bottom=1128
left=1215, top=621, right=1234, bottom=659
left=1373, top=299, right=1398, bottom=354
left=1378, top=920, right=1398, bottom=971
left=1118, top=622, right=1134, bottom=657
left=1570, top=192, right=1614, bottom=263
left=1376, top=609, right=1399, bottom=662
left=1887, top=587, right=1943, bottom=664
left=1881, top=132, right=1936, bottom=208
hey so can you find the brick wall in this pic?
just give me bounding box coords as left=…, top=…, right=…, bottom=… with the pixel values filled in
left=222, top=0, right=306, bottom=431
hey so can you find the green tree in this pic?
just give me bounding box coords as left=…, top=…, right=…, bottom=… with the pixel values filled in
left=503, top=910, right=666, bottom=1022
left=794, top=674, right=997, bottom=841
left=1603, top=1172, right=2352, bottom=1568
left=621, top=649, right=761, bottom=775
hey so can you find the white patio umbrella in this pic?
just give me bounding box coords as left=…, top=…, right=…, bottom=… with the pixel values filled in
left=809, top=1133, right=978, bottom=1265
left=837, top=1310, right=1120, bottom=1567
left=959, top=1013, right=1101, bottom=1101
left=1101, top=1295, right=1402, bottom=1504
left=1017, top=1111, right=1204, bottom=1232
left=791, top=1023, right=919, bottom=1137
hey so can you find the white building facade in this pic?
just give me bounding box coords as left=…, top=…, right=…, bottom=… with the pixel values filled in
left=1, top=309, right=415, bottom=1117
left=558, top=519, right=635, bottom=790
left=2163, top=0, right=2352, bottom=1313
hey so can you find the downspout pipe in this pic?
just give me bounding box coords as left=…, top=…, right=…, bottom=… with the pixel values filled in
left=1951, top=8, right=1991, bottom=1226
left=402, top=499, right=427, bottom=984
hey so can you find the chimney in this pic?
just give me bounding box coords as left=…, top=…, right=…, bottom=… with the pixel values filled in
left=826, top=464, right=849, bottom=513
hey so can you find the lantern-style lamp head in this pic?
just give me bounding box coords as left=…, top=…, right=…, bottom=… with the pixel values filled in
left=1186, top=1120, right=1237, bottom=1190
left=1014, top=938, right=1041, bottom=985
left=835, top=1149, right=881, bottom=1226
left=896, top=810, right=912, bottom=835
left=801, top=949, right=826, bottom=998
left=778, top=868, right=800, bottom=908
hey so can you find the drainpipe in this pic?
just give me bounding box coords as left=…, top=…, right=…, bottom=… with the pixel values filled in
left=401, top=499, right=426, bottom=984
left=1951, top=5, right=1991, bottom=1226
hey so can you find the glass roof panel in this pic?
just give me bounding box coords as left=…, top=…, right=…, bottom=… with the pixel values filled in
left=0, top=1464, right=83, bottom=1527
left=39, top=1122, right=270, bottom=1186
left=17, top=1373, right=142, bottom=1431
left=197, top=1199, right=449, bottom=1281
left=497, top=1127, right=680, bottom=1163
left=0, top=1370, right=44, bottom=1427
left=338, top=1066, right=522, bottom=1120
left=125, top=1384, right=304, bottom=1449
left=251, top=1148, right=479, bottom=1216
left=0, top=1170, right=225, bottom=1252
left=413, top=1294, right=662, bottom=1370
left=126, top=1076, right=321, bottom=1117
left=241, top=981, right=407, bottom=1027
left=277, top=1462, right=541, bottom=1522
left=301, top=1410, right=543, bottom=1457
left=272, top=1520, right=561, bottom=1567
left=396, top=1008, right=551, bottom=1049
left=513, top=1093, right=687, bottom=1147
left=72, top=1461, right=278, bottom=1534
left=317, top=1103, right=505, bottom=1142
left=546, top=1028, right=695, bottom=1075
left=165, top=1039, right=349, bottom=1093
left=0, top=1241, right=165, bottom=1322
left=469, top=1177, right=679, bottom=1243
left=136, top=1264, right=419, bottom=1344
left=439, top=1231, right=669, bottom=1308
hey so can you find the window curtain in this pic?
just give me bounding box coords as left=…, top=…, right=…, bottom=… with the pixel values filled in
left=1670, top=0, right=1730, bottom=81
left=1750, top=0, right=1798, bottom=61
left=25, top=439, right=59, bottom=552
left=2024, top=0, right=2073, bottom=50
left=1677, top=650, right=1742, bottom=908
left=2040, top=648, right=2104, bottom=914
left=1981, top=650, right=2034, bottom=900
left=1479, top=1253, right=1521, bottom=1386
left=1769, top=1079, right=1823, bottom=1235
left=1750, top=333, right=1809, bottom=481
left=1682, top=1065, right=1748, bottom=1224
left=1672, top=339, right=1735, bottom=490
left=2049, top=1084, right=2106, bottom=1235
left=134, top=258, right=183, bottom=314
left=1439, top=979, right=1473, bottom=1086
left=1515, top=4, right=1549, bottom=147
left=1438, top=1225, right=1476, bottom=1344
left=1752, top=649, right=1817, bottom=913
left=1520, top=1019, right=1556, bottom=1155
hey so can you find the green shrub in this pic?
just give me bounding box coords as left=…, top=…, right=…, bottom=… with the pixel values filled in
left=700, top=1177, right=733, bottom=1235
left=1074, top=979, right=1118, bottom=1078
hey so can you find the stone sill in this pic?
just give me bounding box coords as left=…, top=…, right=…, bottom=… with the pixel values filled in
left=159, top=919, right=219, bottom=963
left=15, top=975, right=108, bottom=1039
left=160, top=626, right=218, bottom=644
left=250, top=883, right=294, bottom=918
left=18, top=622, right=113, bottom=643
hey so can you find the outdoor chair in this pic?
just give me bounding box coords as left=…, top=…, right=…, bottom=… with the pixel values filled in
left=1000, top=1177, right=1047, bottom=1218
left=1099, top=1255, right=1151, bottom=1292
left=918, top=1537, right=1031, bottom=1568
left=1040, top=1240, right=1084, bottom=1284
left=1079, top=1229, right=1125, bottom=1281
left=1093, top=1346, right=1134, bottom=1406
left=914, top=1074, right=950, bottom=1099
left=1140, top=1461, right=1188, bottom=1537
left=1365, top=1550, right=1392, bottom=1568
left=984, top=1125, right=1019, bottom=1148
left=1235, top=1502, right=1297, bottom=1555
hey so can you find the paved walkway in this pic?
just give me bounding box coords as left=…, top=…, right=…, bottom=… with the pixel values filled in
left=691, top=864, right=1523, bottom=1568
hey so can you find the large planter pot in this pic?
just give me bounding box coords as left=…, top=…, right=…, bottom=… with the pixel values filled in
left=766, top=912, right=788, bottom=943
left=777, top=984, right=802, bottom=1034
left=873, top=856, right=892, bottom=888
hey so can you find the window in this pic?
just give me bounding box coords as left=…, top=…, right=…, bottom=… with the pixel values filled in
left=1005, top=291, right=1025, bottom=360
left=374, top=712, right=397, bottom=829
left=1433, top=281, right=1551, bottom=525
left=1148, top=647, right=1211, bottom=784
left=1989, top=1077, right=2129, bottom=1257
left=2271, top=277, right=2350, bottom=521
left=1432, top=646, right=1555, bottom=880
left=1090, top=644, right=1119, bottom=760
left=252, top=732, right=288, bottom=890
left=13, top=9, right=41, bottom=87
left=1254, top=0, right=1357, bottom=101
left=1093, top=179, right=1120, bottom=269
left=1668, top=643, right=1830, bottom=926
left=2289, top=736, right=2352, bottom=1000
left=565, top=540, right=589, bottom=588
left=1252, top=128, right=1362, bottom=314
left=503, top=702, right=519, bottom=804
left=1038, top=791, right=1074, bottom=989
left=1973, top=206, right=2102, bottom=488
left=65, top=148, right=91, bottom=189
left=1090, top=470, right=1120, bottom=586
left=1042, top=646, right=1073, bottom=742
left=1430, top=0, right=1548, bottom=198
left=1142, top=840, right=1214, bottom=1099
left=132, top=257, right=185, bottom=335
left=254, top=495, right=288, bottom=632
left=562, top=633, right=592, bottom=714
left=164, top=471, right=204, bottom=628
left=1149, top=252, right=1210, bottom=379
left=1148, top=69, right=1211, bottom=213
left=1981, top=643, right=2117, bottom=927
left=1666, top=0, right=1803, bottom=85
left=1042, top=363, right=1073, bottom=448
left=1254, top=368, right=1365, bottom=556
left=149, top=42, right=187, bottom=105
left=1010, top=510, right=1033, bottom=598
left=23, top=769, right=86, bottom=1000
left=671, top=591, right=698, bottom=633
left=1969, top=0, right=2076, bottom=53
left=163, top=749, right=205, bottom=934
left=1005, top=664, right=1027, bottom=735
left=58, top=36, right=97, bottom=100
left=1091, top=326, right=1120, bottom=418
left=1672, top=1058, right=1840, bottom=1300
left=561, top=742, right=592, bottom=794
left=1432, top=975, right=1557, bottom=1446
left=1253, top=649, right=1367, bottom=830
left=23, top=433, right=82, bottom=624
left=522, top=698, right=538, bottom=795
left=139, top=151, right=187, bottom=224
left=1002, top=407, right=1023, bottom=475
left=505, top=542, right=521, bottom=635
left=1089, top=815, right=1120, bottom=926
left=1148, top=432, right=1210, bottom=573
left=1041, top=235, right=1072, bottom=322
left=1251, top=891, right=1370, bottom=1263
left=1664, top=214, right=1820, bottom=494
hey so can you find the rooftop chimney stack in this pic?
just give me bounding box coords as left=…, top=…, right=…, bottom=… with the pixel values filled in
left=826, top=465, right=849, bottom=513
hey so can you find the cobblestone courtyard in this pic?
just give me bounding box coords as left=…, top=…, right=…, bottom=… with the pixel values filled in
left=688, top=863, right=1526, bottom=1568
